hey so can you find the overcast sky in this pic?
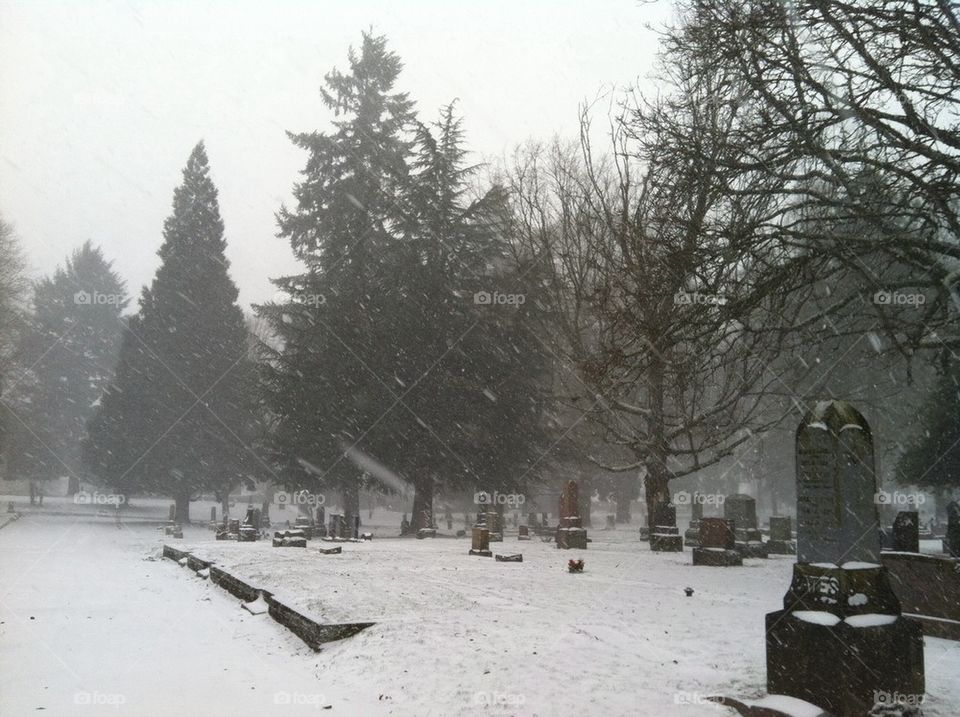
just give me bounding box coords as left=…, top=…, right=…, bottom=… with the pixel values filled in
left=0, top=0, right=670, bottom=312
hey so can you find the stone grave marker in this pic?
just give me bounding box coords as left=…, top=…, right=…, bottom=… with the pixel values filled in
left=487, top=511, right=503, bottom=542
left=518, top=525, right=530, bottom=540
left=692, top=517, right=741, bottom=566
left=765, top=400, right=924, bottom=715
left=766, top=516, right=796, bottom=555
left=168, top=504, right=176, bottom=521
left=724, top=494, right=768, bottom=558
left=684, top=497, right=703, bottom=547
left=469, top=526, right=492, bottom=557
left=946, top=501, right=960, bottom=558
left=892, top=511, right=920, bottom=553
left=650, top=502, right=682, bottom=552
left=556, top=480, right=587, bottom=549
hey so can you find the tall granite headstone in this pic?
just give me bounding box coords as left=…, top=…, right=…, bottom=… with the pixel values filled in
left=766, top=401, right=924, bottom=715
left=684, top=497, right=703, bottom=547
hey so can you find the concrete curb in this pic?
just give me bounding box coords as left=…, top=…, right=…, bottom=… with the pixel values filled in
left=163, top=544, right=375, bottom=651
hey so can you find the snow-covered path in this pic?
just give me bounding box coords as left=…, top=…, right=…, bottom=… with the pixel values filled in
left=0, top=514, right=377, bottom=716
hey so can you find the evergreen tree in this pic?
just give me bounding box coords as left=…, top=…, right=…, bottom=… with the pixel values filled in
left=260, top=34, right=551, bottom=530
left=897, top=356, right=960, bottom=494
left=0, top=214, right=28, bottom=459
left=5, top=242, right=127, bottom=495
left=84, top=143, right=260, bottom=521
left=259, top=32, right=416, bottom=519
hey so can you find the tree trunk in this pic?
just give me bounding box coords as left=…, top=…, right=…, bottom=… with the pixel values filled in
left=341, top=479, right=360, bottom=524
left=579, top=475, right=593, bottom=528
left=174, top=492, right=191, bottom=524
left=411, top=478, right=434, bottom=531
left=645, top=350, right=672, bottom=529
left=615, top=477, right=632, bottom=523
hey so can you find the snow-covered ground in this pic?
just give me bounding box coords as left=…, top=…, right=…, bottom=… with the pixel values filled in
left=1, top=504, right=958, bottom=716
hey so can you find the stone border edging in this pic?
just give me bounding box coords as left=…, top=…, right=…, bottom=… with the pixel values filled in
left=163, top=544, right=375, bottom=651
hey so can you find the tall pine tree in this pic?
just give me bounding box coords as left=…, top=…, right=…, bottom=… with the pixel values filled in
left=6, top=242, right=127, bottom=495
left=85, top=143, right=261, bottom=521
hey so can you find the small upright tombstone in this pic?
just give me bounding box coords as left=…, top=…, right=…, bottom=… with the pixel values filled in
left=766, top=516, right=796, bottom=555
left=724, top=494, right=768, bottom=558
left=469, top=526, right=492, bottom=557
left=487, top=512, right=503, bottom=542
left=683, top=497, right=703, bottom=547
left=168, top=504, right=176, bottom=522
left=7, top=501, right=14, bottom=513
left=692, top=518, right=741, bottom=566
left=555, top=480, right=587, bottom=549
left=650, top=502, right=683, bottom=552
left=892, top=511, right=920, bottom=553
left=766, top=401, right=924, bottom=715
left=945, top=501, right=960, bottom=558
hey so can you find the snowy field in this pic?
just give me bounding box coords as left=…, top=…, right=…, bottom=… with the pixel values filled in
left=1, top=502, right=957, bottom=716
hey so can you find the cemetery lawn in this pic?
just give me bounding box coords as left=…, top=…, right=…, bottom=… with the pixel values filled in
left=176, top=526, right=960, bottom=717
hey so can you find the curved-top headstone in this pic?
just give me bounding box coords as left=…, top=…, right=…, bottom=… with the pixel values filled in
left=795, top=400, right=880, bottom=564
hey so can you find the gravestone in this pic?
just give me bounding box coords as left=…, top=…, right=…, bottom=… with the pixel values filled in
left=556, top=480, right=588, bottom=549
left=168, top=504, right=176, bottom=521
left=518, top=525, right=530, bottom=540
left=892, top=511, right=920, bottom=553
left=469, top=526, right=492, bottom=557
left=605, top=514, right=616, bottom=530
left=765, top=401, right=924, bottom=716
left=487, top=512, right=504, bottom=542
left=649, top=503, right=683, bottom=552
left=400, top=513, right=410, bottom=536
left=766, top=516, right=796, bottom=555
left=684, top=498, right=703, bottom=547
left=7, top=501, right=14, bottom=513
left=724, top=494, right=768, bottom=558
left=210, top=506, right=217, bottom=522
left=692, top=518, right=741, bottom=566
left=946, top=501, right=960, bottom=558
